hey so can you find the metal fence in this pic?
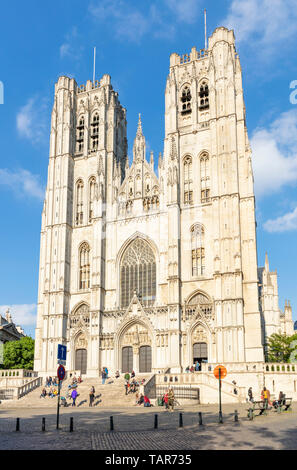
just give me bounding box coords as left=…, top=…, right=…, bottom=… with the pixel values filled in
left=156, top=386, right=200, bottom=402
left=0, top=389, right=14, bottom=400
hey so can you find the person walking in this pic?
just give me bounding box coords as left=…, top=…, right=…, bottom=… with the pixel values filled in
left=164, top=391, right=169, bottom=410
left=102, top=368, right=107, bottom=385
left=71, top=388, right=78, bottom=407
left=168, top=388, right=175, bottom=412
left=89, top=386, right=95, bottom=407
left=262, top=387, right=271, bottom=409
left=248, top=387, right=254, bottom=403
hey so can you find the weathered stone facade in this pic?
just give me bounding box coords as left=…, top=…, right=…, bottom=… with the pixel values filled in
left=34, top=27, right=293, bottom=377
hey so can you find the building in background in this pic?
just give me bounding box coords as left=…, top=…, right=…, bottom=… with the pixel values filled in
left=34, top=26, right=294, bottom=378
left=0, top=309, right=25, bottom=346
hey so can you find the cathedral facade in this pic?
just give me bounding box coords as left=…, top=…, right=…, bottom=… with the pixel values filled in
left=34, top=27, right=293, bottom=377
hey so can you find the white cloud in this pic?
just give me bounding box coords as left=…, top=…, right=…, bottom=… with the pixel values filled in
left=0, top=168, right=45, bottom=200
left=89, top=0, right=149, bottom=42
left=164, top=0, right=200, bottom=24
left=223, top=0, right=297, bottom=55
left=88, top=0, right=201, bottom=42
left=251, top=109, right=297, bottom=197
left=0, top=304, right=37, bottom=328
left=16, top=97, right=49, bottom=144
left=60, top=27, right=84, bottom=60
left=264, top=206, right=297, bottom=232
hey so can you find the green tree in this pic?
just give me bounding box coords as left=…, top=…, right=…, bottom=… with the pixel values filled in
left=266, top=333, right=297, bottom=363
left=3, top=337, right=35, bottom=370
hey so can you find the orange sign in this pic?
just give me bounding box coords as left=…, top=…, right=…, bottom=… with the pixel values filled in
left=214, top=365, right=227, bottom=379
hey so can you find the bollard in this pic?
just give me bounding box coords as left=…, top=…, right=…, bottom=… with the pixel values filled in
left=219, top=411, right=223, bottom=424
left=179, top=412, right=183, bottom=428
left=70, top=417, right=73, bottom=432
left=234, top=410, right=239, bottom=422
left=248, top=408, right=253, bottom=421
left=154, top=414, right=158, bottom=429
left=198, top=412, right=203, bottom=426
left=110, top=416, right=114, bottom=432
left=16, top=418, right=20, bottom=432
left=42, top=417, right=46, bottom=432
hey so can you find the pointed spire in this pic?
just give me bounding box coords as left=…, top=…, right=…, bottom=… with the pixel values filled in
left=137, top=113, right=143, bottom=136
left=150, top=151, right=154, bottom=167
left=133, top=113, right=146, bottom=162
left=125, top=155, right=129, bottom=170
left=158, top=152, right=163, bottom=168
left=265, top=252, right=269, bottom=272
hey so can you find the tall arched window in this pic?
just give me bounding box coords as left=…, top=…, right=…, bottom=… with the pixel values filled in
left=199, top=81, right=209, bottom=110
left=91, top=113, right=99, bottom=150
left=79, top=243, right=90, bottom=290
left=181, top=86, right=192, bottom=115
left=184, top=156, right=193, bottom=204
left=200, top=153, right=210, bottom=202
left=89, top=177, right=96, bottom=222
left=76, top=116, right=84, bottom=153
left=191, top=225, right=205, bottom=276
left=120, top=238, right=156, bottom=308
left=76, top=180, right=84, bottom=226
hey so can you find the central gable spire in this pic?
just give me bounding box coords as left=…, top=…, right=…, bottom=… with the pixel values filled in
left=133, top=113, right=146, bottom=163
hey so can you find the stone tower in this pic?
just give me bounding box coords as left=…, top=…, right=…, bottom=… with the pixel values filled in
left=34, top=75, right=127, bottom=374
left=164, top=27, right=264, bottom=362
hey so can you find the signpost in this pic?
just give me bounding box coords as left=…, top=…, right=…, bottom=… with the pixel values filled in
left=56, top=345, right=67, bottom=430
left=214, top=365, right=227, bottom=423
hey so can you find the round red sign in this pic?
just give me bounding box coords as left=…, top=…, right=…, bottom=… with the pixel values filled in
left=57, top=365, right=66, bottom=381
left=214, top=365, right=227, bottom=379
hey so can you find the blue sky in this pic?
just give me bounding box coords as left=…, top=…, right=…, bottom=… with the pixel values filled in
left=0, top=0, right=297, bottom=337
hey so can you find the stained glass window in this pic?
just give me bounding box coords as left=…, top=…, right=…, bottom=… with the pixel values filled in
left=120, top=238, right=156, bottom=308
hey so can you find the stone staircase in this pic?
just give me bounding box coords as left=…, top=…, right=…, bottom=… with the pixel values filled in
left=0, top=374, right=151, bottom=409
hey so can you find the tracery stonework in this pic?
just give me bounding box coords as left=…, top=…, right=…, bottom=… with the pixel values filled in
left=34, top=26, right=294, bottom=376
left=121, top=324, right=151, bottom=348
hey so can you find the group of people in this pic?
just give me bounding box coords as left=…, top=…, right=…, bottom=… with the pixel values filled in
left=101, top=367, right=109, bottom=384
left=124, top=371, right=146, bottom=396
left=160, top=388, right=175, bottom=411
left=247, top=386, right=286, bottom=409
left=185, top=362, right=200, bottom=373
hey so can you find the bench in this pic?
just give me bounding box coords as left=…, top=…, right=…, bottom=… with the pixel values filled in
left=276, top=397, right=292, bottom=413
left=247, top=400, right=270, bottom=420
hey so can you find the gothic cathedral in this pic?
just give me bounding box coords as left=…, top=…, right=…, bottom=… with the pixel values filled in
left=34, top=27, right=293, bottom=377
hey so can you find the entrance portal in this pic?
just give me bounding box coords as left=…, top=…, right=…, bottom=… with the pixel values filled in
left=122, top=346, right=133, bottom=372
left=75, top=348, right=87, bottom=374
left=139, top=345, right=152, bottom=373
left=193, top=342, right=208, bottom=368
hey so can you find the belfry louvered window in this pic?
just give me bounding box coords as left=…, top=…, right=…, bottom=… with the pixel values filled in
left=181, top=86, right=192, bottom=115
left=120, top=238, right=156, bottom=308
left=76, top=117, right=84, bottom=153
left=199, top=82, right=209, bottom=110
left=79, top=242, right=90, bottom=290
left=91, top=113, right=99, bottom=150
left=191, top=225, right=205, bottom=276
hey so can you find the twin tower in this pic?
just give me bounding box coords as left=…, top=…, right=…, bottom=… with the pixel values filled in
left=34, top=27, right=292, bottom=377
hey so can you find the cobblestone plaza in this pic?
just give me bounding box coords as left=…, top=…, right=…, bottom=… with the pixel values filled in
left=1, top=404, right=297, bottom=450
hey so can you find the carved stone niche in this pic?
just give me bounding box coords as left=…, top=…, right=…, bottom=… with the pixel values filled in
left=75, top=333, right=87, bottom=350
left=192, top=326, right=208, bottom=344
left=121, top=323, right=151, bottom=348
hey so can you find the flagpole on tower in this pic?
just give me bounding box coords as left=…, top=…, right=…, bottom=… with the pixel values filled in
left=93, top=47, right=96, bottom=84
left=204, top=9, right=207, bottom=50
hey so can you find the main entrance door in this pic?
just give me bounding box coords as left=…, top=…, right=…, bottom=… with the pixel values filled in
left=122, top=346, right=133, bottom=372
left=75, top=348, right=87, bottom=374
left=139, top=345, right=152, bottom=373
left=193, top=342, right=207, bottom=368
